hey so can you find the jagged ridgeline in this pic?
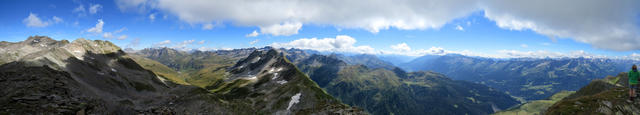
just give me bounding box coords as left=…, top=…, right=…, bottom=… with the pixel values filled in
left=290, top=54, right=520, bottom=115
left=0, top=36, right=363, bottom=114
left=135, top=47, right=520, bottom=115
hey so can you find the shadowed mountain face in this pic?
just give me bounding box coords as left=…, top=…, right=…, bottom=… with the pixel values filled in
left=0, top=36, right=363, bottom=114
left=0, top=36, right=177, bottom=113
left=401, top=54, right=632, bottom=100
left=293, top=54, right=520, bottom=115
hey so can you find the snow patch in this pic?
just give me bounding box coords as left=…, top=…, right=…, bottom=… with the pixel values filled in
left=287, top=93, right=302, bottom=110
left=251, top=57, right=261, bottom=63
left=272, top=73, right=279, bottom=80
left=33, top=39, right=39, bottom=43
left=39, top=44, right=47, bottom=47
left=246, top=75, right=257, bottom=80
left=97, top=72, right=105, bottom=75
left=277, top=80, right=287, bottom=84
left=111, top=68, right=117, bottom=72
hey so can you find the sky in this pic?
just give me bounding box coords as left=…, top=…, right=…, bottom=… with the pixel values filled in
left=1, top=0, right=640, bottom=59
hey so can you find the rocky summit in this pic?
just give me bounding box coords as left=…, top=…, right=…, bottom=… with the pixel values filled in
left=0, top=36, right=363, bottom=114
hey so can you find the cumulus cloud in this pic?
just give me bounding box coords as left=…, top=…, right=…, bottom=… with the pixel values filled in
left=118, top=0, right=477, bottom=35
left=455, top=25, right=464, bottom=31
left=246, top=30, right=259, bottom=37
left=153, top=40, right=171, bottom=47
left=269, top=35, right=626, bottom=59
left=115, top=0, right=152, bottom=12
left=197, top=40, right=205, bottom=44
left=391, top=43, right=411, bottom=52
left=259, top=22, right=302, bottom=36
left=116, top=0, right=640, bottom=51
left=382, top=45, right=448, bottom=56
left=73, top=5, right=86, bottom=16
left=103, top=27, right=128, bottom=39
left=520, top=44, right=528, bottom=48
left=271, top=35, right=376, bottom=54
left=173, top=40, right=196, bottom=48
left=23, top=13, right=50, bottom=27
left=249, top=39, right=259, bottom=45
left=480, top=0, right=640, bottom=51
left=89, top=4, right=102, bottom=14
left=87, top=19, right=104, bottom=33
left=22, top=13, right=63, bottom=28
left=149, top=13, right=156, bottom=21
left=273, top=35, right=451, bottom=56
left=52, top=16, right=63, bottom=23
left=495, top=50, right=606, bottom=58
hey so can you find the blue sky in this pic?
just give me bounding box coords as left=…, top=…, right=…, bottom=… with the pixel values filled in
left=1, top=0, right=640, bottom=59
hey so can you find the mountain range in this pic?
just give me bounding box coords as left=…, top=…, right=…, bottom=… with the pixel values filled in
left=0, top=36, right=362, bottom=114
left=4, top=36, right=638, bottom=114
left=133, top=47, right=520, bottom=114
left=400, top=54, right=635, bottom=100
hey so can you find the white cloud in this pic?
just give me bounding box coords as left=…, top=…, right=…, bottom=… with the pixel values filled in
left=197, top=47, right=214, bottom=51
left=141, top=0, right=476, bottom=34
left=52, top=16, right=63, bottom=23
left=115, top=0, right=152, bottom=12
left=381, top=46, right=448, bottom=56
left=117, top=0, right=640, bottom=51
left=520, top=44, right=528, bottom=48
left=117, top=35, right=128, bottom=40
left=87, top=19, right=104, bottom=33
left=271, top=35, right=375, bottom=54
left=102, top=27, right=127, bottom=39
left=541, top=42, right=551, bottom=46
left=114, top=27, right=127, bottom=33
left=73, top=5, right=86, bottom=16
left=149, top=13, right=156, bottom=21
left=495, top=50, right=606, bottom=59
left=259, top=22, right=303, bottom=36
left=197, top=40, right=205, bottom=44
left=455, top=25, right=464, bottom=31
left=481, top=0, right=640, bottom=51
left=268, top=35, right=624, bottom=58
left=153, top=40, right=171, bottom=47
left=89, top=4, right=102, bottom=14
left=249, top=39, right=259, bottom=45
left=246, top=30, right=259, bottom=37
left=172, top=40, right=196, bottom=48
left=23, top=13, right=50, bottom=27
left=391, top=43, right=411, bottom=52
